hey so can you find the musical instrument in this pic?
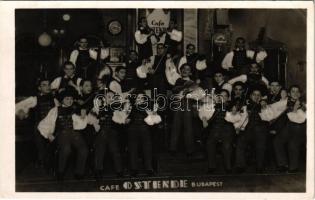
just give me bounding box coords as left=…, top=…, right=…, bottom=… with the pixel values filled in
left=136, top=45, right=170, bottom=79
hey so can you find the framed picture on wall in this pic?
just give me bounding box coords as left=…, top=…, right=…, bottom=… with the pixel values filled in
left=109, top=47, right=124, bottom=62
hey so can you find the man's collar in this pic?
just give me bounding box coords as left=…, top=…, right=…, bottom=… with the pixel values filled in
left=182, top=77, right=191, bottom=81
left=218, top=80, right=225, bottom=86
left=64, top=74, right=75, bottom=79
left=78, top=47, right=88, bottom=51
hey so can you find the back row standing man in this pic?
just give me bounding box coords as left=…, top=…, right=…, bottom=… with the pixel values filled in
left=221, top=37, right=267, bottom=77
left=69, top=37, right=109, bottom=81
left=135, top=17, right=182, bottom=61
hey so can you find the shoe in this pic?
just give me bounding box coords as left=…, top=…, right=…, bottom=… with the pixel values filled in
left=235, top=167, right=245, bottom=174
left=288, top=169, right=298, bottom=174
left=277, top=166, right=288, bottom=173
left=207, top=168, right=216, bottom=174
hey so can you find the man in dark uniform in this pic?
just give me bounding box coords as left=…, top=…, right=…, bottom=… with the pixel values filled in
left=127, top=92, right=156, bottom=177
left=125, top=50, right=142, bottom=90
left=51, top=61, right=82, bottom=95
left=228, top=62, right=269, bottom=96
left=169, top=64, right=197, bottom=157
left=222, top=37, right=267, bottom=77
left=16, top=79, right=57, bottom=169
left=38, top=89, right=89, bottom=180
left=70, top=37, right=96, bottom=80
left=136, top=43, right=169, bottom=104
left=273, top=85, right=306, bottom=173
left=205, top=89, right=235, bottom=174
left=134, top=17, right=155, bottom=60
left=94, top=90, right=124, bottom=179
left=235, top=88, right=268, bottom=173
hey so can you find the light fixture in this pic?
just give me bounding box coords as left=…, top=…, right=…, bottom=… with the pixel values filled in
left=38, top=32, right=52, bottom=47
left=62, top=14, right=71, bottom=21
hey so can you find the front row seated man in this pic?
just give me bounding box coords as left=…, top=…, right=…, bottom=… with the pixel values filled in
left=37, top=89, right=96, bottom=181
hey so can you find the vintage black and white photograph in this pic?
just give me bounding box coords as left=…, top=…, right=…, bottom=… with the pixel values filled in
left=0, top=1, right=314, bottom=197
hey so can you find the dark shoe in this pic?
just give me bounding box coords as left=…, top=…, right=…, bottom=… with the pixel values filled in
left=277, top=166, right=288, bottom=173
left=207, top=168, right=216, bottom=174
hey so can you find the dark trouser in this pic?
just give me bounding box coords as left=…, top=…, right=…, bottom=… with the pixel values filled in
left=81, top=125, right=96, bottom=149
left=34, top=128, right=49, bottom=163
left=94, top=126, right=122, bottom=173
left=128, top=124, right=153, bottom=171
left=81, top=125, right=96, bottom=171
left=170, top=109, right=194, bottom=154
left=235, top=123, right=268, bottom=169
left=273, top=122, right=306, bottom=170
left=57, top=130, right=88, bottom=175
left=206, top=125, right=234, bottom=170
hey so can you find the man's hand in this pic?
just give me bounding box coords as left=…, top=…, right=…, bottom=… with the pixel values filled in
left=293, top=100, right=301, bottom=112
left=68, top=80, right=76, bottom=88
left=81, top=109, right=87, bottom=118
left=148, top=67, right=155, bottom=74
left=202, top=118, right=208, bottom=128
left=16, top=109, right=27, bottom=120
left=77, top=100, right=84, bottom=105
left=48, top=135, right=55, bottom=142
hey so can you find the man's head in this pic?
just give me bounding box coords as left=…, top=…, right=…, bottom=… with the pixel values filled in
left=115, top=66, right=127, bottom=81
left=235, top=37, right=246, bottom=50
left=249, top=62, right=261, bottom=74
left=129, top=50, right=138, bottom=62
left=233, top=81, right=245, bottom=97
left=250, top=89, right=262, bottom=103
left=38, top=79, right=51, bottom=94
left=59, top=89, right=76, bottom=107
left=157, top=43, right=166, bottom=56
left=218, top=89, right=230, bottom=103
left=214, top=71, right=225, bottom=84
left=78, top=37, right=88, bottom=49
left=288, top=85, right=301, bottom=100
left=63, top=61, right=75, bottom=77
left=180, top=64, right=192, bottom=78
left=186, top=44, right=195, bottom=56
left=269, top=81, right=282, bottom=95
left=168, top=19, right=176, bottom=30
left=80, top=79, right=93, bottom=95
left=139, top=17, right=148, bottom=27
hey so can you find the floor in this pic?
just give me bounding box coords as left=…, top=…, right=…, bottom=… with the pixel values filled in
left=16, top=152, right=306, bottom=192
